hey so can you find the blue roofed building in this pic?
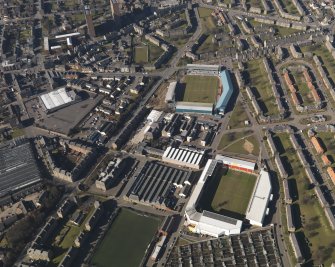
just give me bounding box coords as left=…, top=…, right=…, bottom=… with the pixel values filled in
left=215, top=70, right=234, bottom=115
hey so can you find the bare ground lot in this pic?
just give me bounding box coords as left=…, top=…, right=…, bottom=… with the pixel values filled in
left=25, top=93, right=103, bottom=135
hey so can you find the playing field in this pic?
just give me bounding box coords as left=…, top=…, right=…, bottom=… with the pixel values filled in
left=179, top=75, right=219, bottom=103
left=91, top=208, right=161, bottom=267
left=211, top=170, right=257, bottom=216
left=134, top=46, right=148, bottom=64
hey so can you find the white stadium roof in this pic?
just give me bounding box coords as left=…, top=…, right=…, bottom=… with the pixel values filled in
left=245, top=169, right=272, bottom=226
left=185, top=160, right=242, bottom=237
left=40, top=88, right=76, bottom=111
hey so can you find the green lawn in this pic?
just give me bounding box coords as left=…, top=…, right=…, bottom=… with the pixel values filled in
left=134, top=46, right=148, bottom=64
left=246, top=0, right=263, bottom=8
left=223, top=135, right=260, bottom=156
left=197, top=7, right=216, bottom=32
left=278, top=0, right=300, bottom=16
left=178, top=75, right=219, bottom=103
left=212, top=170, right=257, bottom=216
left=52, top=206, right=96, bottom=265
left=11, top=128, right=25, bottom=138
left=228, top=102, right=250, bottom=129
left=301, top=44, right=335, bottom=83
left=148, top=43, right=163, bottom=63
left=198, top=7, right=213, bottom=18
left=91, top=209, right=161, bottom=267
left=164, top=34, right=192, bottom=48
left=275, top=133, right=335, bottom=265
left=246, top=59, right=278, bottom=116
left=218, top=130, right=254, bottom=150
left=290, top=69, right=315, bottom=105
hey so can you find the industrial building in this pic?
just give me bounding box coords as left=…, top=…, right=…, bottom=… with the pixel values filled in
left=215, top=155, right=256, bottom=173
left=185, top=160, right=243, bottom=237
left=215, top=70, right=234, bottom=114
left=39, top=87, right=78, bottom=113
left=162, top=146, right=205, bottom=169
left=245, top=169, right=272, bottom=227
left=125, top=161, right=192, bottom=209
left=0, top=138, right=42, bottom=198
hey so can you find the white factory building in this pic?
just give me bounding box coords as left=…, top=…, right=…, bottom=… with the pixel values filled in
left=162, top=146, right=205, bottom=169
left=245, top=169, right=272, bottom=226
left=185, top=160, right=243, bottom=237
left=39, top=87, right=77, bottom=113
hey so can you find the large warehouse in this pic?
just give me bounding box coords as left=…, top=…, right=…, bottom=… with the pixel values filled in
left=39, top=87, right=78, bottom=113
left=162, top=146, right=205, bottom=169
left=125, top=161, right=192, bottom=210
left=0, top=138, right=42, bottom=198
left=215, top=155, right=256, bottom=173
left=185, top=160, right=243, bottom=237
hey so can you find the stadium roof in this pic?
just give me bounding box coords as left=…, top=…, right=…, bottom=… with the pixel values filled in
left=40, top=88, right=76, bottom=111
left=215, top=70, right=234, bottom=112
left=187, top=64, right=220, bottom=71
left=215, top=155, right=256, bottom=171
left=185, top=160, right=242, bottom=236
left=245, top=169, right=272, bottom=226
left=165, top=81, right=176, bottom=103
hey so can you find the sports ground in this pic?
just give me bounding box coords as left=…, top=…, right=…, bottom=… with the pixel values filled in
left=134, top=46, right=149, bottom=64
left=91, top=208, right=161, bottom=267
left=179, top=75, right=219, bottom=103
left=211, top=170, right=257, bottom=216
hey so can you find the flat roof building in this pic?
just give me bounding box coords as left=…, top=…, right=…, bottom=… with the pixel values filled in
left=0, top=138, right=42, bottom=198
left=39, top=87, right=77, bottom=113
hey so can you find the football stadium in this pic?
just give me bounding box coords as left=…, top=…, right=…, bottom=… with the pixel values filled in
left=185, top=156, right=272, bottom=237
left=174, top=64, right=234, bottom=115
